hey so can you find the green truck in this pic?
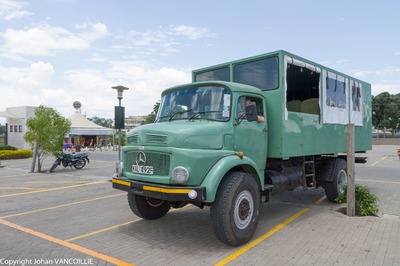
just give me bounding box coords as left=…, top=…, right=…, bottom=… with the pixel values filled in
left=112, top=50, right=372, bottom=246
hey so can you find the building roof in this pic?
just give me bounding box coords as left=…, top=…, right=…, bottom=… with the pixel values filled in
left=68, top=112, right=113, bottom=135
left=0, top=110, right=20, bottom=118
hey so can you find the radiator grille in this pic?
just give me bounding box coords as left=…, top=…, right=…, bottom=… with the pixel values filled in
left=124, top=151, right=170, bottom=176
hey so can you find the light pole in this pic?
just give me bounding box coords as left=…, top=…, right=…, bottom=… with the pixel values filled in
left=112, top=85, right=129, bottom=176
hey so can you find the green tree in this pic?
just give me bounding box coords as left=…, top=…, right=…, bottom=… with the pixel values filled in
left=111, top=130, right=126, bottom=147
left=24, top=105, right=71, bottom=172
left=0, top=123, right=6, bottom=135
left=144, top=101, right=160, bottom=124
left=88, top=116, right=113, bottom=128
left=372, top=92, right=400, bottom=129
left=0, top=123, right=5, bottom=146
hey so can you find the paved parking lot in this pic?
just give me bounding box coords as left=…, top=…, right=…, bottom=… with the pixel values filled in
left=0, top=146, right=399, bottom=266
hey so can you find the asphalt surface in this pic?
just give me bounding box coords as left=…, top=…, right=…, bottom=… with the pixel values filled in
left=0, top=145, right=399, bottom=266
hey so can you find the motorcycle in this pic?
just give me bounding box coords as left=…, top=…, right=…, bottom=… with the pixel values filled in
left=49, top=152, right=90, bottom=172
left=397, top=149, right=400, bottom=160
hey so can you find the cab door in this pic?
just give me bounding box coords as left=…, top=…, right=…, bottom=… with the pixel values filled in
left=233, top=94, right=268, bottom=170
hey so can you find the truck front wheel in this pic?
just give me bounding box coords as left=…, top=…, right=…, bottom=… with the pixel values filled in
left=127, top=193, right=170, bottom=220
left=210, top=172, right=260, bottom=246
left=323, top=159, right=347, bottom=202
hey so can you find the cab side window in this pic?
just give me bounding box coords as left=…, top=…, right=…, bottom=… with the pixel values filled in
left=237, top=96, right=264, bottom=123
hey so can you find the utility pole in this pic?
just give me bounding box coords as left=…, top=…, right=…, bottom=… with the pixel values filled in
left=346, top=124, right=355, bottom=216
left=112, top=85, right=129, bottom=177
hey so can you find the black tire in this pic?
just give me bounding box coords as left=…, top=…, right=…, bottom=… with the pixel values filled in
left=324, top=159, right=347, bottom=202
left=127, top=193, right=170, bottom=220
left=210, top=172, right=260, bottom=246
left=49, top=163, right=58, bottom=172
left=73, top=159, right=86, bottom=169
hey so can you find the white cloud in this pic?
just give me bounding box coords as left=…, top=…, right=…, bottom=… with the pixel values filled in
left=107, top=60, right=191, bottom=116
left=371, top=83, right=400, bottom=96
left=2, top=24, right=89, bottom=56
left=0, top=62, right=110, bottom=119
left=1, top=22, right=108, bottom=57
left=171, top=25, right=214, bottom=40
left=117, top=25, right=214, bottom=56
left=368, top=66, right=400, bottom=96
left=0, top=21, right=208, bottom=119
left=77, top=22, right=108, bottom=42
left=64, top=69, right=110, bottom=93
left=335, top=59, right=348, bottom=65
left=0, top=0, right=32, bottom=20
left=0, top=61, right=53, bottom=88
left=86, top=53, right=108, bottom=63
left=351, top=69, right=371, bottom=79
left=0, top=61, right=74, bottom=121
left=159, top=67, right=188, bottom=84
left=375, top=66, right=400, bottom=77
left=57, top=60, right=191, bottom=118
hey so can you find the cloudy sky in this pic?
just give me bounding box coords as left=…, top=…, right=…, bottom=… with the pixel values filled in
left=1, top=0, right=399, bottom=124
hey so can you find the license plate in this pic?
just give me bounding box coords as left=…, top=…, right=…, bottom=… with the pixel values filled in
left=132, top=165, right=154, bottom=175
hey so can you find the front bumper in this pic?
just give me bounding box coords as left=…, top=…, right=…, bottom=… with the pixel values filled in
left=112, top=178, right=206, bottom=202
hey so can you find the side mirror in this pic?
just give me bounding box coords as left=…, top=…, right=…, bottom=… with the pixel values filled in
left=149, top=114, right=156, bottom=123
left=245, top=104, right=258, bottom=122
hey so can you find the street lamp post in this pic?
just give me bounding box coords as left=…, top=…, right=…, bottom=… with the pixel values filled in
left=112, top=85, right=129, bottom=176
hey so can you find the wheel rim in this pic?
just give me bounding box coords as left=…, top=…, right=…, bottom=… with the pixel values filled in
left=146, top=197, right=164, bottom=207
left=75, top=160, right=84, bottom=168
left=338, top=169, right=347, bottom=193
left=234, top=190, right=254, bottom=229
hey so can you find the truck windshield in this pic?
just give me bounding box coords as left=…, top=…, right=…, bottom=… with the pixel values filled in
left=156, top=85, right=232, bottom=122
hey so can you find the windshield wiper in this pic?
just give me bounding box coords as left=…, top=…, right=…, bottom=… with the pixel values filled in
left=169, top=109, right=193, bottom=121
left=188, top=110, right=222, bottom=121
left=189, top=112, right=202, bottom=120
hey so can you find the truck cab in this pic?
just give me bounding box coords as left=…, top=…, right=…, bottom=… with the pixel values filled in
left=113, top=81, right=268, bottom=200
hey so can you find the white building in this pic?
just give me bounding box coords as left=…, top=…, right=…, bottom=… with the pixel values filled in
left=0, top=105, right=143, bottom=149
left=0, top=106, right=36, bottom=149
left=125, top=115, right=147, bottom=130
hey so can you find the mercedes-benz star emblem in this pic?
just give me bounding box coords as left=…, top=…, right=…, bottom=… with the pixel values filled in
left=136, top=152, right=147, bottom=166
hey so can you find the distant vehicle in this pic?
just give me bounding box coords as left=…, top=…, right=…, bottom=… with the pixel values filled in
left=372, top=129, right=394, bottom=137
left=50, top=152, right=90, bottom=172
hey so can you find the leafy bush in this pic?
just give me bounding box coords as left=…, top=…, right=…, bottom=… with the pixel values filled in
left=0, top=149, right=33, bottom=159
left=0, top=145, right=17, bottom=150
left=335, top=184, right=379, bottom=216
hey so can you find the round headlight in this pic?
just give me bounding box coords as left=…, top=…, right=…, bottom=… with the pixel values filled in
left=171, top=166, right=189, bottom=184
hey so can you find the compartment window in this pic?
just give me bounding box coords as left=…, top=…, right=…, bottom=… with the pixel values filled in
left=326, top=73, right=346, bottom=109
left=233, top=56, right=279, bottom=91
left=194, top=67, right=230, bottom=82
left=322, top=70, right=349, bottom=125
left=285, top=57, right=320, bottom=115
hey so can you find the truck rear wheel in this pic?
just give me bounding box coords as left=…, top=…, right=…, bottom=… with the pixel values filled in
left=210, top=172, right=260, bottom=246
left=127, top=193, right=170, bottom=220
left=324, top=159, right=347, bottom=202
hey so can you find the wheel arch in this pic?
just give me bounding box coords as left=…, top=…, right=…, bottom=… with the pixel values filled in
left=201, top=154, right=263, bottom=203
left=316, top=156, right=347, bottom=182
